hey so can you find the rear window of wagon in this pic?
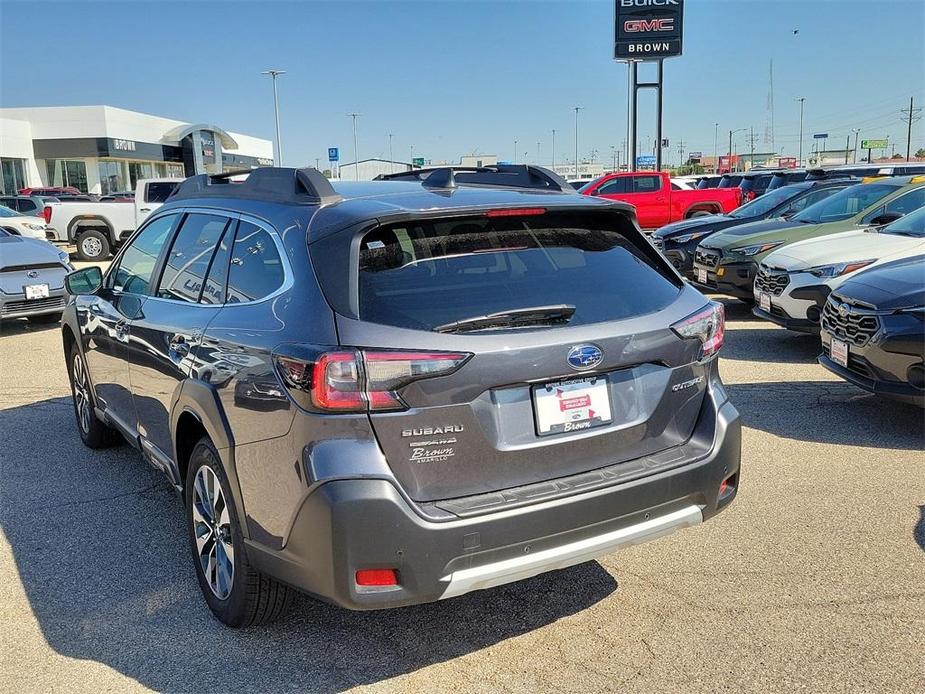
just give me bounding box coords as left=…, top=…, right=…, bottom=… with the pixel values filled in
left=355, top=211, right=682, bottom=331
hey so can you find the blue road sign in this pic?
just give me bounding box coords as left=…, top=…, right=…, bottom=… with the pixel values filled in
left=328, top=147, right=339, bottom=162
left=636, top=155, right=657, bottom=166
left=813, top=133, right=828, bottom=139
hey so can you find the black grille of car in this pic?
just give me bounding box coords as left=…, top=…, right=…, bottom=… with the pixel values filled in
left=695, top=247, right=721, bottom=268
left=821, top=296, right=880, bottom=347
left=1, top=296, right=66, bottom=316
left=754, top=266, right=791, bottom=296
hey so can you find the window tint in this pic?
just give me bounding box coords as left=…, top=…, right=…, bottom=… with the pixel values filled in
left=632, top=175, right=661, bottom=193
left=111, top=214, right=179, bottom=294
left=792, top=183, right=898, bottom=224
left=884, top=187, right=925, bottom=215
left=356, top=212, right=680, bottom=331
left=597, top=178, right=628, bottom=195
left=201, top=222, right=233, bottom=305
left=156, top=213, right=229, bottom=302
left=226, top=221, right=284, bottom=303
left=144, top=181, right=178, bottom=203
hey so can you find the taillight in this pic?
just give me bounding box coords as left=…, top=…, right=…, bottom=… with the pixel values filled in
left=43, top=206, right=52, bottom=224
left=274, top=348, right=470, bottom=412
left=671, top=302, right=725, bottom=359
left=746, top=191, right=757, bottom=201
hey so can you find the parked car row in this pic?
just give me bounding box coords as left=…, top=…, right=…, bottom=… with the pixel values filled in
left=646, top=174, right=925, bottom=407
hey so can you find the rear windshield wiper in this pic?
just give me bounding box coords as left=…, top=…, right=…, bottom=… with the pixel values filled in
left=434, top=304, right=576, bottom=334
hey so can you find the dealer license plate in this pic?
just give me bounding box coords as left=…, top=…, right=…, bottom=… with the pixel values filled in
left=759, top=292, right=771, bottom=312
left=830, top=337, right=849, bottom=368
left=24, top=284, right=50, bottom=300
left=533, top=376, right=612, bottom=437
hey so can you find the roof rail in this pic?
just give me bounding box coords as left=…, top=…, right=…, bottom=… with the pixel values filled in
left=375, top=164, right=573, bottom=193
left=168, top=167, right=342, bottom=205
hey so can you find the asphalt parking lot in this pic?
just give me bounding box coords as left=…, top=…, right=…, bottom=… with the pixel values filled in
left=0, top=292, right=923, bottom=693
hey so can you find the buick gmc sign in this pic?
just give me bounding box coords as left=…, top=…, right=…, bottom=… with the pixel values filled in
left=615, top=0, right=684, bottom=60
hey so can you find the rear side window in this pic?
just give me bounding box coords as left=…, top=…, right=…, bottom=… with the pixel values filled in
left=356, top=211, right=680, bottom=331
left=145, top=181, right=178, bottom=203
left=632, top=175, right=661, bottom=193
left=226, top=221, right=285, bottom=303
left=597, top=178, right=628, bottom=195
left=111, top=214, right=179, bottom=294
left=156, top=213, right=230, bottom=302
left=884, top=187, right=925, bottom=215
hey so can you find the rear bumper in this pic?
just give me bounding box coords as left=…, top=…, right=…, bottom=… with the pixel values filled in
left=246, top=393, right=742, bottom=610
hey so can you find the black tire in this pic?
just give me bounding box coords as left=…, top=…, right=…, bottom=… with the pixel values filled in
left=75, top=229, right=111, bottom=261
left=185, top=437, right=293, bottom=628
left=28, top=312, right=63, bottom=324
left=688, top=210, right=712, bottom=218
left=68, top=343, right=121, bottom=448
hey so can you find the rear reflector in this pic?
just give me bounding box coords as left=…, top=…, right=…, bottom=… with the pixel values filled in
left=719, top=473, right=737, bottom=499
left=356, top=569, right=399, bottom=586
left=484, top=207, right=546, bottom=218
left=43, top=206, right=52, bottom=224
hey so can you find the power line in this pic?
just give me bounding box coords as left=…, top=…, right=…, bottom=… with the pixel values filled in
left=900, top=96, right=922, bottom=161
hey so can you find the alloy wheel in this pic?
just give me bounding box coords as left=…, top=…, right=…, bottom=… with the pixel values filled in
left=71, top=352, right=92, bottom=434
left=192, top=465, right=235, bottom=599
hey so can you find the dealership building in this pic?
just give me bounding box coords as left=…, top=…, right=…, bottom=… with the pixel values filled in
left=0, top=105, right=274, bottom=195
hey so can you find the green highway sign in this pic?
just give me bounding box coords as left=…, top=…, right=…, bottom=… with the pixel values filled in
left=412, top=157, right=425, bottom=167
left=861, top=139, right=888, bottom=149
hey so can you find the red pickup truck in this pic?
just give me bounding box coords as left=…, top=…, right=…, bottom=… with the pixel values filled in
left=580, top=171, right=742, bottom=230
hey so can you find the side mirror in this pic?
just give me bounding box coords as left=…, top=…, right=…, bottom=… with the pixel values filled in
left=65, top=266, right=102, bottom=295
left=868, top=212, right=903, bottom=227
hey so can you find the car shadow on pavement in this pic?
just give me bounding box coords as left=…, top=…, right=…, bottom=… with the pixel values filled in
left=727, top=381, right=925, bottom=450
left=720, top=328, right=822, bottom=365
left=0, top=318, right=62, bottom=338
left=0, top=397, right=618, bottom=692
left=915, top=507, right=925, bottom=553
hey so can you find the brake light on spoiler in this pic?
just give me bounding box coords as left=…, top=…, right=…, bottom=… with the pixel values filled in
left=275, top=349, right=471, bottom=412
left=484, top=207, right=546, bottom=218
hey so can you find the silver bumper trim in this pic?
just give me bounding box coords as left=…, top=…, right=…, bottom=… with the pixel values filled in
left=439, top=504, right=703, bottom=599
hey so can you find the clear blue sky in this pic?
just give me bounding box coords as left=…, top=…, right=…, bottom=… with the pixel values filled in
left=2, top=0, right=923, bottom=167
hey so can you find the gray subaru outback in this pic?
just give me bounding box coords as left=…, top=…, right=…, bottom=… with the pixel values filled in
left=62, top=165, right=740, bottom=627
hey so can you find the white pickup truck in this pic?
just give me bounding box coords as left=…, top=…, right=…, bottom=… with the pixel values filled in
left=44, top=178, right=181, bottom=260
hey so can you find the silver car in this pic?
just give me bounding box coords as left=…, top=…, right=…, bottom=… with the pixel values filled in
left=0, top=227, right=72, bottom=323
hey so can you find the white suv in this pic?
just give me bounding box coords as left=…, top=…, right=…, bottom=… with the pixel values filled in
left=753, top=206, right=925, bottom=332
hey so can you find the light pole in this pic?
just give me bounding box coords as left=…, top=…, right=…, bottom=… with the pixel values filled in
left=611, top=145, right=617, bottom=172
left=514, top=139, right=518, bottom=163
left=315, top=157, right=320, bottom=170
left=410, top=144, right=415, bottom=168
left=794, top=97, right=806, bottom=167
left=573, top=106, right=584, bottom=178
left=261, top=69, right=286, bottom=166
left=551, top=129, right=557, bottom=169
left=388, top=133, right=394, bottom=172
left=713, top=123, right=719, bottom=173
left=347, top=113, right=361, bottom=180
left=536, top=141, right=541, bottom=164
left=851, top=128, right=860, bottom=164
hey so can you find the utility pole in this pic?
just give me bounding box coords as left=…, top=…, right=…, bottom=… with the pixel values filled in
left=611, top=145, right=617, bottom=172
left=261, top=69, right=286, bottom=166
left=573, top=106, right=584, bottom=178
left=851, top=128, right=861, bottom=164
left=746, top=127, right=759, bottom=169
left=347, top=113, right=361, bottom=180
left=388, top=133, right=394, bottom=173
left=536, top=141, right=541, bottom=164
left=551, top=129, right=557, bottom=169
left=315, top=157, right=320, bottom=170
left=713, top=123, right=719, bottom=173
left=900, top=96, right=922, bottom=161
left=410, top=144, right=414, bottom=169
left=728, top=128, right=745, bottom=172
left=844, top=135, right=850, bottom=165
left=677, top=140, right=685, bottom=168
left=794, top=97, right=806, bottom=167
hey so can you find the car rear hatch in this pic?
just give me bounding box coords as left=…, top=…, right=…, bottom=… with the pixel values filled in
left=309, top=207, right=719, bottom=503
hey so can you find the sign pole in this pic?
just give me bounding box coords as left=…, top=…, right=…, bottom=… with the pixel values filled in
left=628, top=61, right=637, bottom=172
left=655, top=60, right=664, bottom=171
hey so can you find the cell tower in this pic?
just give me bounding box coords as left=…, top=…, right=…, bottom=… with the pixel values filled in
left=764, top=58, right=775, bottom=152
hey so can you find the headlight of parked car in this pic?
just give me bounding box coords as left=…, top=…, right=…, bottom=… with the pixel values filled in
left=674, top=231, right=711, bottom=244
left=807, top=259, right=877, bottom=279
left=25, top=223, right=46, bottom=231
left=729, top=241, right=785, bottom=257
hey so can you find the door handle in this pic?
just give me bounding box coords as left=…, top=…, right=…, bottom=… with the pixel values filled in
left=139, top=207, right=151, bottom=213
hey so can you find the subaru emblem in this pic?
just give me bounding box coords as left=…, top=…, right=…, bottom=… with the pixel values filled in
left=27, top=270, right=39, bottom=279
left=567, top=344, right=603, bottom=371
